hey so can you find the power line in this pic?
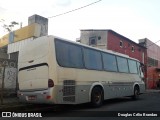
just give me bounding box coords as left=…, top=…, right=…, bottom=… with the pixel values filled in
left=48, top=0, right=102, bottom=19
left=146, top=39, right=160, bottom=48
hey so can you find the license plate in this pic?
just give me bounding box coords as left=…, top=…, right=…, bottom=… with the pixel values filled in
left=27, top=96, right=36, bottom=101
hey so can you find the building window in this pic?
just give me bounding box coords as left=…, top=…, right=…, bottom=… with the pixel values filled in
left=98, top=36, right=101, bottom=40
left=148, top=57, right=158, bottom=67
left=120, top=41, right=123, bottom=48
left=89, top=36, right=97, bottom=45
left=131, top=46, right=135, bottom=52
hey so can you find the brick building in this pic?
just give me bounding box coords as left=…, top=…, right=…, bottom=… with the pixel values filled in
left=80, top=29, right=147, bottom=64
left=79, top=29, right=148, bottom=87
left=139, top=38, right=160, bottom=89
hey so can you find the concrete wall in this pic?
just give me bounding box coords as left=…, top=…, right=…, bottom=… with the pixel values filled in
left=28, top=14, right=48, bottom=36
left=3, top=15, right=48, bottom=62
left=0, top=14, right=48, bottom=49
left=80, top=30, right=108, bottom=50
left=0, top=59, right=17, bottom=96
left=0, top=34, right=9, bottom=48
left=0, top=52, right=8, bottom=59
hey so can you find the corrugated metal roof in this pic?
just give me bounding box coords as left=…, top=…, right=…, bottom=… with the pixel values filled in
left=8, top=37, right=34, bottom=54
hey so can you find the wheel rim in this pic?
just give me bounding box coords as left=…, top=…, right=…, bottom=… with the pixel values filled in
left=91, top=87, right=103, bottom=107
left=135, top=88, right=139, bottom=98
left=94, top=91, right=101, bottom=103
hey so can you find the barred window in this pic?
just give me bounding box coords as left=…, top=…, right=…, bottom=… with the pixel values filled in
left=148, top=57, right=158, bottom=67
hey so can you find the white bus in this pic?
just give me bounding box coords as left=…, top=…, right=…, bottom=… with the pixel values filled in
left=18, top=35, right=145, bottom=107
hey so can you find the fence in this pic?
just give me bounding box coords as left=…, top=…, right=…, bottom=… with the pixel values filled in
left=0, top=58, right=18, bottom=105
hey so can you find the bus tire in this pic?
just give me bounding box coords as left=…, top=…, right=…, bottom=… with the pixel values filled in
left=132, top=86, right=140, bottom=100
left=91, top=87, right=103, bottom=107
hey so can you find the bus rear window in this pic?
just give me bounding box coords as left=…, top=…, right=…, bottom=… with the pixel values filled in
left=55, top=39, right=84, bottom=68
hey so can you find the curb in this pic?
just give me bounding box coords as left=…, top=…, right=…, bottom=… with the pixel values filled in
left=145, top=89, right=160, bottom=93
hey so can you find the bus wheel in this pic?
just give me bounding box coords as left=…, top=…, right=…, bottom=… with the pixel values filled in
left=91, top=87, right=103, bottom=107
left=132, top=86, right=140, bottom=100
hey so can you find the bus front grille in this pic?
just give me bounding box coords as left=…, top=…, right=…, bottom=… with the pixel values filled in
left=63, top=80, right=75, bottom=102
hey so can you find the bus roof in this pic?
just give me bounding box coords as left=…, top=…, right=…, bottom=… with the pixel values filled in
left=39, top=35, right=140, bottom=62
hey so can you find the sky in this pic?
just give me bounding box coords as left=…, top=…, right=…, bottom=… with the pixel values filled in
left=0, top=0, right=160, bottom=45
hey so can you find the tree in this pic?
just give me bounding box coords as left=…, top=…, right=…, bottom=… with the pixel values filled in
left=0, top=19, right=19, bottom=32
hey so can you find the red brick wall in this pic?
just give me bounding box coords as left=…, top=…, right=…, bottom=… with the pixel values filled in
left=147, top=67, right=160, bottom=89
left=146, top=39, right=160, bottom=88
left=107, top=31, right=146, bottom=64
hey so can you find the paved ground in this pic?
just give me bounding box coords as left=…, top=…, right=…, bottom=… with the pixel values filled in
left=0, top=89, right=160, bottom=112
left=0, top=89, right=160, bottom=120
